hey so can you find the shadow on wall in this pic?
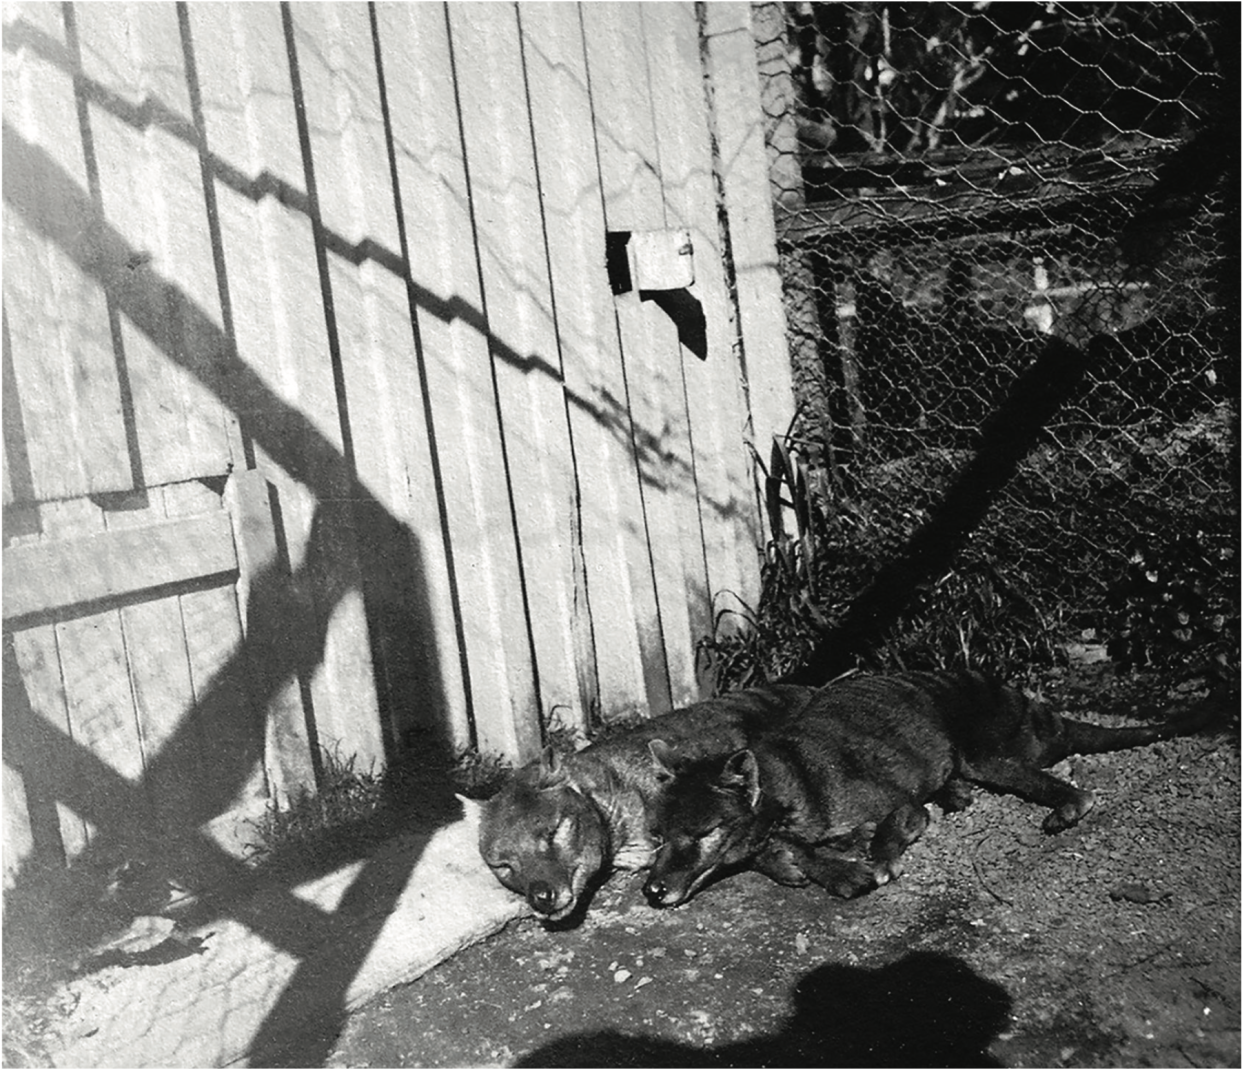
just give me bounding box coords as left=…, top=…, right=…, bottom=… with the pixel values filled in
left=514, top=951, right=1013, bottom=1068
left=0, top=2, right=757, bottom=1064
left=1, top=11, right=455, bottom=1067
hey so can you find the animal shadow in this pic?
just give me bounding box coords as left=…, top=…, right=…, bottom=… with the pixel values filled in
left=516, top=950, right=1012, bottom=1068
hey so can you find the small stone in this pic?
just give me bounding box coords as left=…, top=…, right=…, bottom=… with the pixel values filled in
left=1109, top=883, right=1170, bottom=905
left=614, top=969, right=632, bottom=983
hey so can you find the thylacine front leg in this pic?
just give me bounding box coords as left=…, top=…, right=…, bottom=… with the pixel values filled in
left=758, top=837, right=883, bottom=898
left=868, top=802, right=931, bottom=882
left=751, top=839, right=811, bottom=887
left=781, top=801, right=932, bottom=895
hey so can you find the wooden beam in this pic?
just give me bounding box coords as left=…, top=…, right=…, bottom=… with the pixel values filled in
left=3, top=511, right=237, bottom=621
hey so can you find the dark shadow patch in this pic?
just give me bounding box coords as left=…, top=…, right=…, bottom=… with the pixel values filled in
left=514, top=950, right=1013, bottom=1067
left=644, top=288, right=707, bottom=361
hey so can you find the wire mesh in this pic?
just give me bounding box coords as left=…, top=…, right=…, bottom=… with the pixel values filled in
left=749, top=2, right=1236, bottom=678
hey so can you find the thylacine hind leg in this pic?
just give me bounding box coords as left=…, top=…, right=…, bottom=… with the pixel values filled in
left=960, top=755, right=1094, bottom=833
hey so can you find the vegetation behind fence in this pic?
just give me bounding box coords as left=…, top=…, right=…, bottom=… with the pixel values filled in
left=721, top=1, right=1238, bottom=686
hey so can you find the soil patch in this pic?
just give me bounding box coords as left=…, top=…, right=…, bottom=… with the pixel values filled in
left=329, top=675, right=1239, bottom=1068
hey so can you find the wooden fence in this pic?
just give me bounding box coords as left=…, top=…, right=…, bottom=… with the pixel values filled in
left=1, top=1, right=794, bottom=883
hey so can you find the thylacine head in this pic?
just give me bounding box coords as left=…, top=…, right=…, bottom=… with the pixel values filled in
left=461, top=746, right=609, bottom=922
left=642, top=741, right=777, bottom=908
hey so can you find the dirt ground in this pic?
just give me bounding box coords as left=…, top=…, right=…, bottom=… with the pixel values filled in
left=328, top=670, right=1240, bottom=1069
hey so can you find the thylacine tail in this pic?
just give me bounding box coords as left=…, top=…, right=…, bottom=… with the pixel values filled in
left=1057, top=690, right=1227, bottom=761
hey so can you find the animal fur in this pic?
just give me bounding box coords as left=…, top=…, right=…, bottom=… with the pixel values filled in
left=463, top=686, right=816, bottom=920
left=642, top=671, right=1219, bottom=907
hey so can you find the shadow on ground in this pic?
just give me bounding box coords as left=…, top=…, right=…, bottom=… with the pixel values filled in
left=515, top=950, right=1011, bottom=1068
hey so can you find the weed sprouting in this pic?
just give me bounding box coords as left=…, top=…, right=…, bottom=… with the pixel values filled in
left=241, top=741, right=513, bottom=871
left=700, top=431, right=1075, bottom=691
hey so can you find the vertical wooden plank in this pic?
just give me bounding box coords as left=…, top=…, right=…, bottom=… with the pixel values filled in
left=2, top=760, right=35, bottom=887
left=3, top=309, right=36, bottom=508
left=268, top=2, right=384, bottom=771
left=702, top=2, right=797, bottom=508
left=1, top=430, right=11, bottom=508
left=377, top=1, right=540, bottom=760
left=42, top=497, right=151, bottom=851
left=74, top=1, right=235, bottom=486
left=102, top=488, right=208, bottom=835
left=750, top=2, right=828, bottom=450
left=188, top=2, right=383, bottom=770
left=643, top=2, right=764, bottom=635
left=225, top=468, right=314, bottom=806
left=118, top=594, right=206, bottom=829
left=289, top=1, right=467, bottom=755
left=517, top=2, right=655, bottom=725
left=1, top=2, right=133, bottom=500
left=6, top=627, right=84, bottom=861
left=55, top=606, right=147, bottom=841
left=33, top=497, right=136, bottom=849
left=449, top=4, right=581, bottom=730
left=582, top=1, right=706, bottom=712
left=165, top=480, right=266, bottom=816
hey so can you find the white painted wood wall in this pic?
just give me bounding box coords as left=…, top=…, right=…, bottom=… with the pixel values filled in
left=1, top=1, right=794, bottom=882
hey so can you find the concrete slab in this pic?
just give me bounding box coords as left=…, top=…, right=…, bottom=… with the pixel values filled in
left=41, top=817, right=529, bottom=1068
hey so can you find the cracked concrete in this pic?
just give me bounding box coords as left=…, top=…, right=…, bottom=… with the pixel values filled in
left=37, top=816, right=527, bottom=1068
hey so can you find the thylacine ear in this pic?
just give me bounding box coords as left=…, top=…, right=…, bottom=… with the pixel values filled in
left=536, top=745, right=569, bottom=789
left=456, top=793, right=488, bottom=829
left=648, top=739, right=677, bottom=781
left=718, top=749, right=762, bottom=811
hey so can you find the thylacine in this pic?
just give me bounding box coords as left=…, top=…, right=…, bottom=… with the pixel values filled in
left=461, top=685, right=819, bottom=920
left=642, top=670, right=1221, bottom=908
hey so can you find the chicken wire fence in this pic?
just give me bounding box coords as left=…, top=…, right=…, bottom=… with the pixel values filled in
left=744, top=2, right=1237, bottom=680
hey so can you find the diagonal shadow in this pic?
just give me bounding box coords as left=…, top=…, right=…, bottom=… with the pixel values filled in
left=3, top=125, right=353, bottom=496
left=2, top=39, right=434, bottom=1070
left=1, top=136, right=442, bottom=1061
left=0, top=5, right=757, bottom=1059
left=2, top=662, right=437, bottom=1066
left=2, top=677, right=333, bottom=945
left=1, top=13, right=734, bottom=509
left=781, top=333, right=1099, bottom=685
